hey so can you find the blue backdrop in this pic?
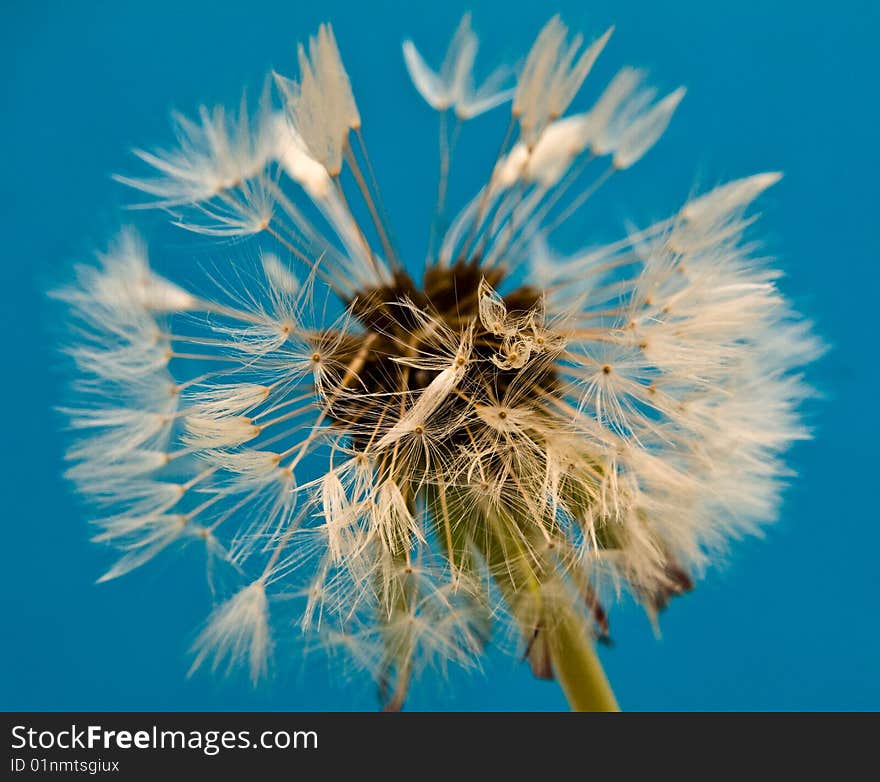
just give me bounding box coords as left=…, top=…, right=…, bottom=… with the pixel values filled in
left=1, top=0, right=876, bottom=711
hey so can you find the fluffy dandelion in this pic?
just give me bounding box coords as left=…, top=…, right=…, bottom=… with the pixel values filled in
left=57, top=15, right=820, bottom=710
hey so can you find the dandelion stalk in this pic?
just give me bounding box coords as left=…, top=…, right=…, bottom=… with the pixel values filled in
left=476, top=504, right=619, bottom=712
left=547, top=614, right=619, bottom=712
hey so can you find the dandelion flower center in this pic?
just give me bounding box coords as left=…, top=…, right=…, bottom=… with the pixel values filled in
left=330, top=260, right=558, bottom=447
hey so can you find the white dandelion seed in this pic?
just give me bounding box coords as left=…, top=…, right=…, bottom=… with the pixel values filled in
left=514, top=17, right=613, bottom=144
left=402, top=13, right=513, bottom=119
left=58, top=15, right=821, bottom=711
left=274, top=23, right=360, bottom=177
left=190, top=579, right=271, bottom=684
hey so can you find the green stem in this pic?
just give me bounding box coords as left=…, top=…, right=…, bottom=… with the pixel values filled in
left=548, top=615, right=620, bottom=712
left=425, top=489, right=620, bottom=712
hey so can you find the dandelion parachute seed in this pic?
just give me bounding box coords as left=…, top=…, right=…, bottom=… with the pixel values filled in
left=58, top=15, right=820, bottom=711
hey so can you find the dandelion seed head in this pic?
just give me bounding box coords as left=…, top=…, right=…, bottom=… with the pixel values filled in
left=58, top=14, right=820, bottom=709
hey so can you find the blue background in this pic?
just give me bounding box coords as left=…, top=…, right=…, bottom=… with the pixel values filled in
left=1, top=0, right=877, bottom=711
